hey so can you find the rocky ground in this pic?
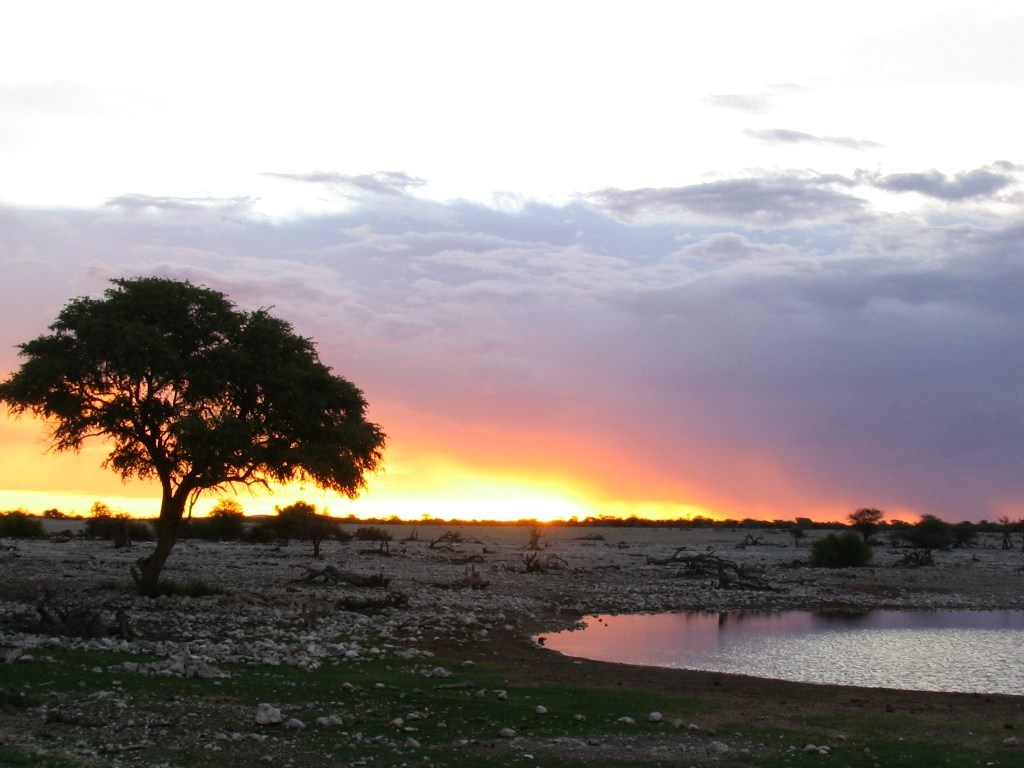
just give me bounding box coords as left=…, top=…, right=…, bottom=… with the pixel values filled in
left=2, top=523, right=1024, bottom=766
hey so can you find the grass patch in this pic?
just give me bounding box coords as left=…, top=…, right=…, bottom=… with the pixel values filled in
left=2, top=650, right=1021, bottom=767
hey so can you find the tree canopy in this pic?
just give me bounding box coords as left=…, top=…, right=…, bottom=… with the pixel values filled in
left=0, top=276, right=385, bottom=591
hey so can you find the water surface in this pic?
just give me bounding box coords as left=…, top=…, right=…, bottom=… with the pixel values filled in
left=540, top=610, right=1024, bottom=695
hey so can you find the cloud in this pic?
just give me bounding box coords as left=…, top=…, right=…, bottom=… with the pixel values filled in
left=704, top=94, right=773, bottom=114
left=745, top=128, right=883, bottom=151
left=3, top=176, right=1024, bottom=522
left=868, top=167, right=1016, bottom=201
left=265, top=170, right=427, bottom=197
left=105, top=194, right=255, bottom=213
left=591, top=174, right=865, bottom=225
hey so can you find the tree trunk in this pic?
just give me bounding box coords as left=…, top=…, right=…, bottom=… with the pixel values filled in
left=133, top=490, right=188, bottom=595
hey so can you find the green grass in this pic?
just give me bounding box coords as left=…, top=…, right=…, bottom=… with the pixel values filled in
left=2, top=650, right=1022, bottom=767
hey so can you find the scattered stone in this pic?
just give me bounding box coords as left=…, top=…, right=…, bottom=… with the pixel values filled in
left=315, top=715, right=343, bottom=727
left=283, top=718, right=306, bottom=730
left=617, top=716, right=636, bottom=725
left=254, top=704, right=283, bottom=725
left=405, top=737, right=421, bottom=749
left=499, top=727, right=517, bottom=739
left=648, top=711, right=663, bottom=723
left=1004, top=736, right=1020, bottom=747
left=803, top=744, right=820, bottom=753
left=535, top=705, right=548, bottom=715
left=707, top=741, right=730, bottom=755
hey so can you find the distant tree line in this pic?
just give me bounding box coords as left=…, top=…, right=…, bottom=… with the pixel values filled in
left=4, top=503, right=1023, bottom=557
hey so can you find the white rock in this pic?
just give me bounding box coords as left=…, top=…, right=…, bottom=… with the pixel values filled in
left=315, top=715, right=343, bottom=727
left=496, top=690, right=508, bottom=700
left=405, top=737, right=421, bottom=749
left=1004, top=736, right=1020, bottom=746
left=283, top=718, right=306, bottom=730
left=254, top=704, right=282, bottom=725
left=499, top=727, right=517, bottom=739
left=708, top=741, right=730, bottom=755
left=617, top=716, right=636, bottom=725
left=648, top=711, right=663, bottom=723
left=535, top=705, right=548, bottom=715
left=391, top=717, right=405, bottom=728
left=803, top=744, right=819, bottom=753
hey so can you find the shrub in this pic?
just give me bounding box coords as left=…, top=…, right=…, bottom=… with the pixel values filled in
left=354, top=526, right=392, bottom=542
left=907, top=514, right=955, bottom=551
left=0, top=509, right=44, bottom=539
left=244, top=522, right=278, bottom=544
left=810, top=531, right=873, bottom=568
left=185, top=500, right=246, bottom=541
left=84, top=503, right=153, bottom=543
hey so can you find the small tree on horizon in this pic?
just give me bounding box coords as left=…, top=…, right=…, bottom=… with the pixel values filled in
left=848, top=507, right=884, bottom=543
left=275, top=501, right=336, bottom=558
left=0, top=277, right=385, bottom=593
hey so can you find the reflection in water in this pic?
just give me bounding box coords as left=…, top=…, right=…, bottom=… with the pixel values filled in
left=540, top=610, right=1024, bottom=695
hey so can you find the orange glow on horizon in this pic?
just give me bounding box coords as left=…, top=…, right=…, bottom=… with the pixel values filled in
left=0, top=407, right=938, bottom=525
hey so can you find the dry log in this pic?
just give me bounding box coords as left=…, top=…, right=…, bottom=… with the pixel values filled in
left=335, top=592, right=408, bottom=613
left=425, top=565, right=490, bottom=590
left=300, top=566, right=391, bottom=587
left=523, top=552, right=568, bottom=573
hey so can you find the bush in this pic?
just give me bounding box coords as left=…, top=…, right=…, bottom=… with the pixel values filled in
left=810, top=531, right=873, bottom=568
left=244, top=522, right=278, bottom=544
left=0, top=509, right=44, bottom=538
left=907, top=514, right=955, bottom=551
left=185, top=501, right=247, bottom=541
left=84, top=503, right=153, bottom=543
left=354, top=526, right=392, bottom=542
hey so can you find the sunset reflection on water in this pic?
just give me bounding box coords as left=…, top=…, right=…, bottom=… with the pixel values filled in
left=540, top=610, right=1024, bottom=695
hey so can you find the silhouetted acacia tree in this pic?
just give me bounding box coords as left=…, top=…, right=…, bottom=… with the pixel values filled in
left=0, top=277, right=385, bottom=593
left=847, top=507, right=884, bottom=543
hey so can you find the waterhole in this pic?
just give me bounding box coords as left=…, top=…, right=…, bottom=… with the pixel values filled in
left=539, top=610, right=1024, bottom=695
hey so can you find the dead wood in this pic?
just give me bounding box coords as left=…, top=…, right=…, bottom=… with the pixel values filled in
left=648, top=551, right=780, bottom=591
left=425, top=565, right=490, bottom=589
left=430, top=530, right=465, bottom=549
left=523, top=552, right=568, bottom=573
left=449, top=554, right=484, bottom=565
left=335, top=591, right=408, bottom=613
left=894, top=549, right=934, bottom=567
left=300, top=566, right=391, bottom=587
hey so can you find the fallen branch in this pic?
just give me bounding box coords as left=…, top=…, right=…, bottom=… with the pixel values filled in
left=335, top=592, right=408, bottom=613
left=523, top=552, right=568, bottom=573
left=424, top=565, right=490, bottom=590
left=650, top=552, right=780, bottom=591
left=300, top=566, right=391, bottom=587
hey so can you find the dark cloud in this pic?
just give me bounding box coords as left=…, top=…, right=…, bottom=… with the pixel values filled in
left=591, top=174, right=865, bottom=225
left=745, top=128, right=882, bottom=151
left=3, top=177, right=1024, bottom=521
left=265, top=170, right=426, bottom=196
left=869, top=167, right=1015, bottom=200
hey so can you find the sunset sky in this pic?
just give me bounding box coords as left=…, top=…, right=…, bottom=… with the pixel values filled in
left=2, top=1, right=1023, bottom=523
